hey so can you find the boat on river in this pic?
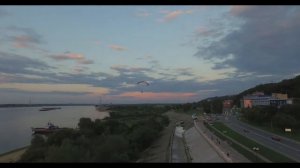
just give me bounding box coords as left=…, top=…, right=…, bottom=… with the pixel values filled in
left=39, top=107, right=61, bottom=111
left=31, top=122, right=67, bottom=134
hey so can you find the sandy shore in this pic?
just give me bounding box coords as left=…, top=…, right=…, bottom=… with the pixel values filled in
left=0, top=147, right=28, bottom=163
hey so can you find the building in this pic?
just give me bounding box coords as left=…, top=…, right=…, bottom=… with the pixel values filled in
left=272, top=93, right=288, bottom=99
left=240, top=92, right=290, bottom=108
left=223, top=99, right=233, bottom=115
left=270, top=99, right=287, bottom=106
left=223, top=100, right=233, bottom=108
left=241, top=99, right=252, bottom=108
left=241, top=94, right=271, bottom=108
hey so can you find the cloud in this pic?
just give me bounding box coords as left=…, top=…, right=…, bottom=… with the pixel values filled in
left=0, top=73, right=14, bottom=83
left=174, top=68, right=195, bottom=77
left=5, top=26, right=44, bottom=50
left=111, top=65, right=151, bottom=74
left=195, top=26, right=222, bottom=38
left=13, top=35, right=41, bottom=48
left=108, top=44, right=127, bottom=51
left=0, top=51, right=53, bottom=75
left=72, top=66, right=85, bottom=74
left=78, top=59, right=94, bottom=64
left=49, top=52, right=84, bottom=61
left=0, top=8, right=9, bottom=17
left=161, top=9, right=193, bottom=22
left=118, top=82, right=136, bottom=88
left=0, top=83, right=110, bottom=95
left=49, top=52, right=93, bottom=65
left=230, top=6, right=254, bottom=16
left=194, top=6, right=300, bottom=76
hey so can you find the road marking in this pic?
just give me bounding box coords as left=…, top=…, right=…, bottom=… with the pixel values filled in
left=229, top=123, right=300, bottom=153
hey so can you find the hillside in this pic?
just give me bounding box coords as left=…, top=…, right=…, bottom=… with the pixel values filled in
left=199, top=75, right=300, bottom=108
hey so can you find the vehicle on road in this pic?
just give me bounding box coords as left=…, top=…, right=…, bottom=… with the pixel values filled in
left=271, top=136, right=281, bottom=141
left=243, top=129, right=250, bottom=133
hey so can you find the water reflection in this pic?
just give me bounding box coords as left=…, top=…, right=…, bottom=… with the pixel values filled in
left=0, top=106, right=109, bottom=154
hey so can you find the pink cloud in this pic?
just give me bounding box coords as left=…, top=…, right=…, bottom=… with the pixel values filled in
left=230, top=6, right=254, bottom=16
left=164, top=10, right=184, bottom=22
left=13, top=35, right=34, bottom=48
left=50, top=53, right=84, bottom=61
left=161, top=9, right=194, bottom=22
left=0, top=74, right=13, bottom=83
left=49, top=52, right=94, bottom=65
left=108, top=44, right=127, bottom=51
left=118, top=91, right=197, bottom=100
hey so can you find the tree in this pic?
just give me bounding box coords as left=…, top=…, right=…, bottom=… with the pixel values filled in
left=272, top=113, right=298, bottom=130
left=78, top=118, right=94, bottom=130
left=19, top=135, right=47, bottom=162
left=44, top=139, right=84, bottom=162
left=91, top=135, right=130, bottom=162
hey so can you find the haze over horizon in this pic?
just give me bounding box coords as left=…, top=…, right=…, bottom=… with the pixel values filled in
left=0, top=6, right=300, bottom=104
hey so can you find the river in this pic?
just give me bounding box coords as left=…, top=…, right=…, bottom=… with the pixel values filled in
left=0, top=106, right=109, bottom=154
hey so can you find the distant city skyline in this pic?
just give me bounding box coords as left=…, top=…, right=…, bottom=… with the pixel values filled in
left=0, top=6, right=300, bottom=104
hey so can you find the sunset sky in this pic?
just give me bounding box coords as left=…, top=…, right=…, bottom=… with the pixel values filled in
left=0, top=6, right=300, bottom=104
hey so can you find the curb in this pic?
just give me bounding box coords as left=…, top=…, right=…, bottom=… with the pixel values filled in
left=194, top=120, right=233, bottom=163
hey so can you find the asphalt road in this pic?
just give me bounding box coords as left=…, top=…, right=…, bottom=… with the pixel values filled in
left=218, top=114, right=300, bottom=162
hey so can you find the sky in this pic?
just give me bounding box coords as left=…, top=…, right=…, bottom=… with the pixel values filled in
left=0, top=5, right=300, bottom=104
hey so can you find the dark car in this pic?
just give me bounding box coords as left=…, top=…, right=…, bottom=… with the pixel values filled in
left=243, top=129, right=249, bottom=133
left=271, top=136, right=281, bottom=141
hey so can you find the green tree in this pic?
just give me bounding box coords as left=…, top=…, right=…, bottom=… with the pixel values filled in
left=78, top=118, right=94, bottom=130
left=19, top=135, right=47, bottom=162
left=272, top=113, right=298, bottom=130
left=44, top=139, right=85, bottom=162
left=92, top=135, right=130, bottom=162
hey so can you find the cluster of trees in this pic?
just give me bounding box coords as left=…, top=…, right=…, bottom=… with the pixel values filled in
left=109, top=104, right=172, bottom=118
left=241, top=104, right=300, bottom=132
left=171, top=103, right=200, bottom=112
left=19, top=106, right=170, bottom=162
left=245, top=75, right=300, bottom=98
left=200, top=99, right=223, bottom=114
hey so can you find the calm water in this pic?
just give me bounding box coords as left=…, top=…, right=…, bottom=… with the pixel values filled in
left=0, top=106, right=109, bottom=154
